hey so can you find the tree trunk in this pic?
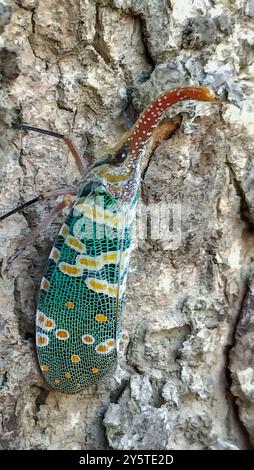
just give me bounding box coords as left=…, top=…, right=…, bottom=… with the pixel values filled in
left=1, top=0, right=254, bottom=450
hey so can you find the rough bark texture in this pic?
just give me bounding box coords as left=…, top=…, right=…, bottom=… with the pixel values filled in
left=1, top=0, right=254, bottom=450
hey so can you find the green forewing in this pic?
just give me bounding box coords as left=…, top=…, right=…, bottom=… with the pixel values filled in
left=36, top=186, right=135, bottom=393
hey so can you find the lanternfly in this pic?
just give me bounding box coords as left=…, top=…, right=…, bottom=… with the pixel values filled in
left=2, top=87, right=215, bottom=393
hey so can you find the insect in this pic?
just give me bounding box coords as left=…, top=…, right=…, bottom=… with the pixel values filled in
left=3, top=86, right=215, bottom=393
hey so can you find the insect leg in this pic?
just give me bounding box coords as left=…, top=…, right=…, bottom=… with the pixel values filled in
left=63, top=136, right=85, bottom=175
left=13, top=123, right=85, bottom=174
left=0, top=187, right=75, bottom=222
left=6, top=194, right=75, bottom=270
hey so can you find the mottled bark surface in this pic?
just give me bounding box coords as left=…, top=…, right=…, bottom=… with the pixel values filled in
left=0, top=0, right=254, bottom=450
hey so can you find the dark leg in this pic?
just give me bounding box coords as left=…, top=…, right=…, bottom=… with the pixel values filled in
left=0, top=187, right=75, bottom=222
left=6, top=194, right=75, bottom=270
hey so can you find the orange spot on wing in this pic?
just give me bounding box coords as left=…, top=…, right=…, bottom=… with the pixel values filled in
left=92, top=367, right=99, bottom=374
left=41, top=278, right=49, bottom=291
left=41, top=365, right=49, bottom=372
left=82, top=335, right=95, bottom=344
left=44, top=319, right=55, bottom=328
left=71, top=354, right=80, bottom=363
left=95, top=313, right=107, bottom=323
left=36, top=332, right=49, bottom=347
left=65, top=301, right=74, bottom=309
left=38, top=335, right=48, bottom=346
left=55, top=329, right=69, bottom=340
left=96, top=344, right=107, bottom=353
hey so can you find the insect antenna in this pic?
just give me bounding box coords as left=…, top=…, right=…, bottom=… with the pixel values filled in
left=13, top=122, right=65, bottom=140
left=0, top=188, right=75, bottom=223
left=13, top=122, right=85, bottom=174
left=0, top=196, right=43, bottom=222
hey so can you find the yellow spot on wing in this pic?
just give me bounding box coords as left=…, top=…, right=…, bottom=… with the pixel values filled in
left=77, top=251, right=120, bottom=271
left=41, top=364, right=49, bottom=372
left=102, top=251, right=119, bottom=263
left=104, top=211, right=124, bottom=228
left=106, top=338, right=116, bottom=350
left=95, top=344, right=108, bottom=354
left=49, top=247, right=60, bottom=262
left=95, top=339, right=116, bottom=354
left=59, top=223, right=69, bottom=238
left=85, top=278, right=119, bottom=298
left=65, top=372, right=72, bottom=379
left=40, top=277, right=49, bottom=291
left=66, top=235, right=85, bottom=253
left=59, top=262, right=82, bottom=277
left=74, top=200, right=125, bottom=229
left=77, top=255, right=101, bottom=269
